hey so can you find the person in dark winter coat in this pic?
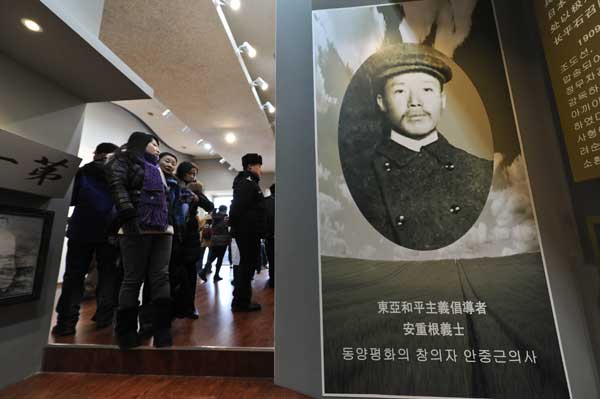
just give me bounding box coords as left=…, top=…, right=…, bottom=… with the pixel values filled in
left=106, top=132, right=173, bottom=349
left=52, top=143, right=120, bottom=336
left=264, top=184, right=275, bottom=288
left=229, top=153, right=266, bottom=312
left=199, top=205, right=231, bottom=282
left=172, top=164, right=214, bottom=319
left=138, top=151, right=179, bottom=338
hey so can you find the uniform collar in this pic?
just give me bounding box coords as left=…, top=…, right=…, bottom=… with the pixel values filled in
left=375, top=132, right=453, bottom=168
left=390, top=130, right=439, bottom=152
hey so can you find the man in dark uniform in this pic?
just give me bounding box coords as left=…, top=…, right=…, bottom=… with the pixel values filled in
left=357, top=44, right=492, bottom=250
left=229, top=153, right=266, bottom=312
left=52, top=142, right=120, bottom=336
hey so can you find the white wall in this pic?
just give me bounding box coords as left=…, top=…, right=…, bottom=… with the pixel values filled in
left=42, top=0, right=106, bottom=38
left=193, top=158, right=275, bottom=194
left=0, top=53, right=85, bottom=390
left=78, top=102, right=187, bottom=164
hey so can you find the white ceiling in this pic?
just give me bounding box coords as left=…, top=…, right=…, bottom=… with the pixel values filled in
left=100, top=0, right=276, bottom=172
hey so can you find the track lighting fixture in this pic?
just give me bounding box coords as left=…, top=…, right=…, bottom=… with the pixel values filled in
left=262, top=101, right=276, bottom=114
left=252, top=77, right=269, bottom=91
left=238, top=41, right=257, bottom=58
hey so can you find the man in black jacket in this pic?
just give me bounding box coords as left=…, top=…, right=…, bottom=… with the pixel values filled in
left=264, top=184, right=275, bottom=288
left=52, top=142, right=120, bottom=336
left=229, top=153, right=266, bottom=312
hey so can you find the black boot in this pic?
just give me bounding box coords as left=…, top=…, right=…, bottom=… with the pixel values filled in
left=137, top=302, right=155, bottom=340
left=153, top=298, right=173, bottom=348
left=115, top=307, right=139, bottom=350
left=51, top=318, right=77, bottom=336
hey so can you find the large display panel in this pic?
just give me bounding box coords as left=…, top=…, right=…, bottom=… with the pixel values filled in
left=313, top=1, right=571, bottom=397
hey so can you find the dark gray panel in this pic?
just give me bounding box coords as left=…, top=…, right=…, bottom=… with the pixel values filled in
left=0, top=0, right=149, bottom=102
left=493, top=1, right=600, bottom=397
left=274, top=0, right=323, bottom=397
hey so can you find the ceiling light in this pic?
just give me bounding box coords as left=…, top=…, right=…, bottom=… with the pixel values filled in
left=181, top=126, right=190, bottom=134
left=209, top=150, right=215, bottom=155
left=21, top=18, right=42, bottom=32
left=238, top=42, right=257, bottom=58
left=162, top=109, right=171, bottom=117
left=196, top=139, right=204, bottom=145
left=252, top=77, right=269, bottom=91
left=228, top=166, right=234, bottom=171
left=219, top=158, right=226, bottom=164
left=262, top=101, right=276, bottom=114
left=225, top=132, right=237, bottom=143
left=203, top=143, right=212, bottom=150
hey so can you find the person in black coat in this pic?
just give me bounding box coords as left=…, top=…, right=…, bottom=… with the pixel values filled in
left=52, top=143, right=120, bottom=336
left=173, top=165, right=214, bottom=319
left=105, top=132, right=174, bottom=349
left=264, top=184, right=275, bottom=288
left=199, top=205, right=231, bottom=282
left=229, top=153, right=266, bottom=312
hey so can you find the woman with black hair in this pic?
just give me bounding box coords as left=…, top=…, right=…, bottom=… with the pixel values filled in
left=106, top=132, right=173, bottom=349
left=172, top=162, right=213, bottom=319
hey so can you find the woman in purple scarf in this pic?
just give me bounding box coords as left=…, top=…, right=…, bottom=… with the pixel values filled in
left=106, top=132, right=174, bottom=349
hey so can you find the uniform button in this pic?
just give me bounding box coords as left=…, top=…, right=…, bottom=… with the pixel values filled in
left=384, top=162, right=392, bottom=172
left=449, top=205, right=461, bottom=214
left=396, top=215, right=406, bottom=226
left=444, top=162, right=455, bottom=171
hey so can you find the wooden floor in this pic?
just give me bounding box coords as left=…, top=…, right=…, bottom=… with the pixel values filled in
left=0, top=373, right=310, bottom=399
left=49, top=265, right=274, bottom=348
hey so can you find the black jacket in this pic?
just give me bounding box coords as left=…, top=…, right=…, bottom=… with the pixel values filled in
left=351, top=134, right=492, bottom=250
left=105, top=153, right=146, bottom=227
left=210, top=212, right=231, bottom=247
left=264, top=194, right=274, bottom=239
left=229, top=171, right=266, bottom=237
left=67, top=160, right=116, bottom=241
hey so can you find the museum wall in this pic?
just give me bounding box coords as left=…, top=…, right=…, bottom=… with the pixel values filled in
left=275, top=0, right=322, bottom=397
left=191, top=158, right=275, bottom=193
left=41, top=0, right=105, bottom=38
left=275, top=0, right=600, bottom=397
left=495, top=1, right=600, bottom=396
left=0, top=53, right=85, bottom=389
left=78, top=103, right=188, bottom=167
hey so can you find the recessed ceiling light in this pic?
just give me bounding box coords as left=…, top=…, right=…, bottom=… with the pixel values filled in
left=196, top=139, right=204, bottom=145
left=209, top=149, right=215, bottom=155
left=229, top=0, right=241, bottom=10
left=162, top=109, right=171, bottom=117
left=225, top=132, right=237, bottom=143
left=181, top=126, right=191, bottom=134
left=21, top=18, right=43, bottom=32
left=219, top=158, right=226, bottom=164
left=203, top=143, right=212, bottom=150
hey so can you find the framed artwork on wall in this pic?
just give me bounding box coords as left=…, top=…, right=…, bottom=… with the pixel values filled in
left=0, top=205, right=54, bottom=305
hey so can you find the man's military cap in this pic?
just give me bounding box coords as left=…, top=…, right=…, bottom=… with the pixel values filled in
left=369, top=43, right=453, bottom=86
left=242, top=153, right=263, bottom=168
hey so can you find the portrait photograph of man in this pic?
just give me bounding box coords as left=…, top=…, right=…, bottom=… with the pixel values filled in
left=313, top=2, right=569, bottom=397
left=340, top=43, right=493, bottom=250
